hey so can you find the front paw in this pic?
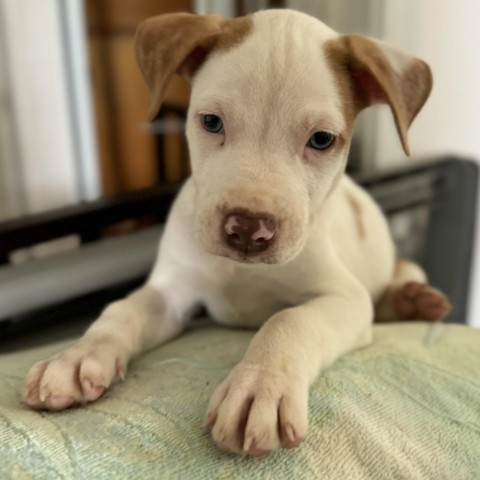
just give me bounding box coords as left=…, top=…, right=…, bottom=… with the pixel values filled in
left=24, top=337, right=127, bottom=411
left=204, top=364, right=309, bottom=456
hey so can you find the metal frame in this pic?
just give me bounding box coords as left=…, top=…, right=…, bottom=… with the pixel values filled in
left=0, top=157, right=476, bottom=326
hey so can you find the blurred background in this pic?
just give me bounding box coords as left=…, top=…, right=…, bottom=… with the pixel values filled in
left=0, top=0, right=479, bottom=330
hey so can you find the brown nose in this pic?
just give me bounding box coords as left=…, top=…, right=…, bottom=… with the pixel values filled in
left=223, top=213, right=276, bottom=254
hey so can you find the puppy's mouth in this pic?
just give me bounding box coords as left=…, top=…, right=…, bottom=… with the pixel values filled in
left=198, top=225, right=303, bottom=266
left=219, top=247, right=279, bottom=265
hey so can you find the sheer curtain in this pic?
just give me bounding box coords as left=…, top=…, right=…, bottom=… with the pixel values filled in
left=0, top=0, right=99, bottom=221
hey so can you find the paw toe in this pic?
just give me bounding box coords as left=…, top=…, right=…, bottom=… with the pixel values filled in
left=80, top=378, right=106, bottom=402
left=207, top=368, right=309, bottom=456
left=243, top=398, right=280, bottom=454
left=45, top=395, right=75, bottom=411
left=24, top=343, right=122, bottom=411
left=280, top=423, right=303, bottom=449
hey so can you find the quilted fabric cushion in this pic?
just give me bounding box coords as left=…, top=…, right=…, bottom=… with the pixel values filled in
left=1, top=322, right=479, bottom=479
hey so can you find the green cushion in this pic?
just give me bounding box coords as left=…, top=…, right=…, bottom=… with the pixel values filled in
left=1, top=323, right=479, bottom=479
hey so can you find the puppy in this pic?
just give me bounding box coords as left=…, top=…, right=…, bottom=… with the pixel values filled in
left=24, top=10, right=450, bottom=456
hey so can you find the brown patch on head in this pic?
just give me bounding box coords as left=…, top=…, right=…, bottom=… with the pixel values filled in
left=135, top=13, right=253, bottom=121
left=346, top=193, right=365, bottom=239
left=324, top=44, right=360, bottom=130
left=325, top=35, right=432, bottom=155
left=214, top=16, right=252, bottom=52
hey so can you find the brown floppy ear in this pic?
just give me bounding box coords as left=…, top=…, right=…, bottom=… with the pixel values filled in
left=135, top=13, right=252, bottom=121
left=328, top=35, right=433, bottom=155
left=135, top=13, right=223, bottom=121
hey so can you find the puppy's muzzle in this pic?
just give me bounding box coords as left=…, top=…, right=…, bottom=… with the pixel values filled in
left=223, top=212, right=276, bottom=255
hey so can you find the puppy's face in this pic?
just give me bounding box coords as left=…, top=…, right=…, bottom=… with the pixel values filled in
left=187, top=13, right=349, bottom=264
left=136, top=10, right=432, bottom=265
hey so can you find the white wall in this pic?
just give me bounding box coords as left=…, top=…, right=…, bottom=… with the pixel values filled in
left=375, top=0, right=480, bottom=165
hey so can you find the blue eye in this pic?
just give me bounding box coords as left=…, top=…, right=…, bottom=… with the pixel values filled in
left=307, top=131, right=335, bottom=150
left=201, top=114, right=224, bottom=133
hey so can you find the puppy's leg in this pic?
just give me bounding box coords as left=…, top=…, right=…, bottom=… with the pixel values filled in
left=205, top=268, right=373, bottom=456
left=24, top=284, right=190, bottom=411
left=375, top=259, right=451, bottom=322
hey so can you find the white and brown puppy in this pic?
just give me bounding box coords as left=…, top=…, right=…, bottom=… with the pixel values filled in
left=24, top=10, right=450, bottom=456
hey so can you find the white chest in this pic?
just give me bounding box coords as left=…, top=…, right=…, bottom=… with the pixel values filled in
left=193, top=256, right=318, bottom=328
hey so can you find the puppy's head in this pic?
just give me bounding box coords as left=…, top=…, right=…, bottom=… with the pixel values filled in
left=136, top=10, right=432, bottom=265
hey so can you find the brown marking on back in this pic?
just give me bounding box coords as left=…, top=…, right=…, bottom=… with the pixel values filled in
left=346, top=193, right=366, bottom=239
left=324, top=35, right=432, bottom=155
left=135, top=13, right=253, bottom=120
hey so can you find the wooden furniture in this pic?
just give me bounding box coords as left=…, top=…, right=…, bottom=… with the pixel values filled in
left=85, top=0, right=192, bottom=195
